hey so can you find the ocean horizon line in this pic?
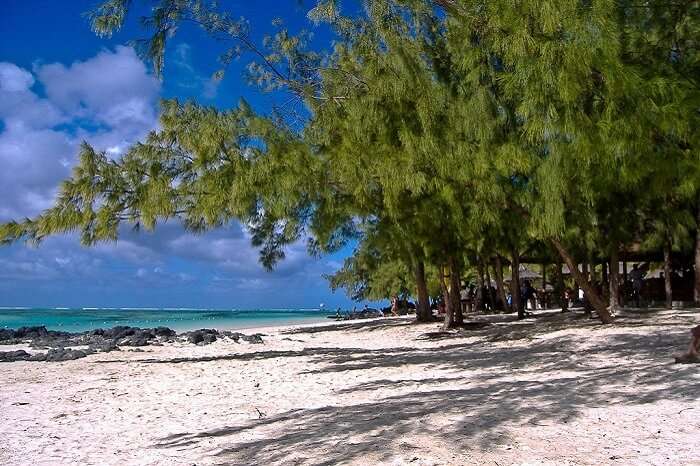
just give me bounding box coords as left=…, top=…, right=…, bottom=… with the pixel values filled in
left=0, top=306, right=331, bottom=312
left=0, top=307, right=340, bottom=333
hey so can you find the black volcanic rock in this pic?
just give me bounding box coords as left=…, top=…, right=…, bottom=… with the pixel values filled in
left=184, top=329, right=218, bottom=345
left=88, top=340, right=120, bottom=353
left=45, top=348, right=89, bottom=362
left=241, top=333, right=264, bottom=344
left=0, top=350, right=32, bottom=362
left=153, top=326, right=176, bottom=337
left=0, top=323, right=264, bottom=362
left=119, top=333, right=152, bottom=347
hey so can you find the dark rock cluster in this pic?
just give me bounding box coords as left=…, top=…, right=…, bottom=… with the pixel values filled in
left=0, top=325, right=264, bottom=363
left=181, top=329, right=264, bottom=345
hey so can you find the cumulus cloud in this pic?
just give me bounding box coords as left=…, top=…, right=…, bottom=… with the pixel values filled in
left=0, top=63, right=64, bottom=130
left=0, top=47, right=350, bottom=308
left=36, top=46, right=160, bottom=129
left=0, top=47, right=161, bottom=220
left=0, top=63, right=34, bottom=92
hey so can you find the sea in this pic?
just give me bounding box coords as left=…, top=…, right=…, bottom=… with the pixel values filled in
left=0, top=307, right=335, bottom=333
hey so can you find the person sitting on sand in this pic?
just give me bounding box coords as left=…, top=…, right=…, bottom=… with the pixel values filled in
left=437, top=300, right=446, bottom=315
left=675, top=324, right=700, bottom=362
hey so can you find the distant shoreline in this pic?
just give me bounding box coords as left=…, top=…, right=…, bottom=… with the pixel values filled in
left=0, top=307, right=337, bottom=333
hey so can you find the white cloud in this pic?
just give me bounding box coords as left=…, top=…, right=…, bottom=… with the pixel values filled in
left=0, top=48, right=351, bottom=308
left=0, top=63, right=64, bottom=129
left=0, top=125, right=73, bottom=217
left=36, top=46, right=159, bottom=128
left=0, top=47, right=161, bottom=220
left=0, top=62, right=34, bottom=92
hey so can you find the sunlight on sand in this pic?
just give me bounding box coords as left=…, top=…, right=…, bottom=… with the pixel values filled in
left=1, top=309, right=699, bottom=465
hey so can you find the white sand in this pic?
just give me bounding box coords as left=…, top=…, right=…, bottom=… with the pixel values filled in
left=1, top=309, right=699, bottom=466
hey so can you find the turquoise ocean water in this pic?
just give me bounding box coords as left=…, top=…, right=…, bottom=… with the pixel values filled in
left=0, top=308, right=335, bottom=332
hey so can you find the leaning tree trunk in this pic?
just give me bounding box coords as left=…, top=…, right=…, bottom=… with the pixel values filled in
left=664, top=239, right=673, bottom=310
left=551, top=239, right=614, bottom=323
left=609, top=246, right=620, bottom=313
left=494, top=255, right=511, bottom=313
left=511, top=249, right=523, bottom=319
left=695, top=196, right=700, bottom=304
left=440, top=264, right=454, bottom=330
left=414, top=260, right=431, bottom=322
left=449, top=255, right=464, bottom=326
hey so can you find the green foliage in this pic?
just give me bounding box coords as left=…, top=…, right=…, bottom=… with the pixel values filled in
left=3, top=0, right=699, bottom=306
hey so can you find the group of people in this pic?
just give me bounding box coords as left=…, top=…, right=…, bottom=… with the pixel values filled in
left=455, top=279, right=542, bottom=314
left=449, top=264, right=656, bottom=316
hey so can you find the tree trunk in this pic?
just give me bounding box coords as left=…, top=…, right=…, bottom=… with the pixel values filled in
left=695, top=196, right=700, bottom=303
left=511, top=249, right=523, bottom=319
left=609, top=246, right=620, bottom=313
left=622, top=261, right=628, bottom=306
left=475, top=259, right=485, bottom=312
left=602, top=261, right=608, bottom=288
left=551, top=239, right=614, bottom=323
left=449, top=255, right=463, bottom=326
left=664, top=239, right=673, bottom=309
left=484, top=261, right=496, bottom=312
left=541, top=263, right=547, bottom=309
left=414, top=260, right=431, bottom=322
left=494, top=255, right=511, bottom=313
left=440, top=265, right=453, bottom=330
left=555, top=257, right=568, bottom=312
left=583, top=258, right=593, bottom=315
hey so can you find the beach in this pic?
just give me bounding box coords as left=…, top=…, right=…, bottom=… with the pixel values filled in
left=1, top=309, right=699, bottom=466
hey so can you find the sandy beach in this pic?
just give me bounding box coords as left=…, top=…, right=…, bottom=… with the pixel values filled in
left=1, top=309, right=699, bottom=466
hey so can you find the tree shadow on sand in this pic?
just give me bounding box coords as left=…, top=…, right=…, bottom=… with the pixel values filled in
left=281, top=317, right=416, bottom=335
left=151, top=310, right=700, bottom=465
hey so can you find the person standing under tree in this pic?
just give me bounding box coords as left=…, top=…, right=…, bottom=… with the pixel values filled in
left=390, top=296, right=399, bottom=316
left=521, top=280, right=536, bottom=313
left=630, top=264, right=646, bottom=307
left=460, top=285, right=470, bottom=314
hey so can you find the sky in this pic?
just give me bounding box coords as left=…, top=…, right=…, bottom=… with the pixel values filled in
left=0, top=0, right=363, bottom=309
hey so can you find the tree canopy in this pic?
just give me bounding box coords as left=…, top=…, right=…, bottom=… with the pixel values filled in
left=2, top=0, right=698, bottom=326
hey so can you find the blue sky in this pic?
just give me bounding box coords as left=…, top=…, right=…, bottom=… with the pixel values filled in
left=0, top=0, right=362, bottom=309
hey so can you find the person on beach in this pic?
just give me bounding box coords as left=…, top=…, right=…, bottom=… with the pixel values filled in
left=437, top=300, right=446, bottom=315
left=629, top=264, right=645, bottom=307
left=390, top=296, right=399, bottom=316
left=675, top=324, right=700, bottom=362
left=521, top=280, right=536, bottom=312
left=460, top=285, right=471, bottom=314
